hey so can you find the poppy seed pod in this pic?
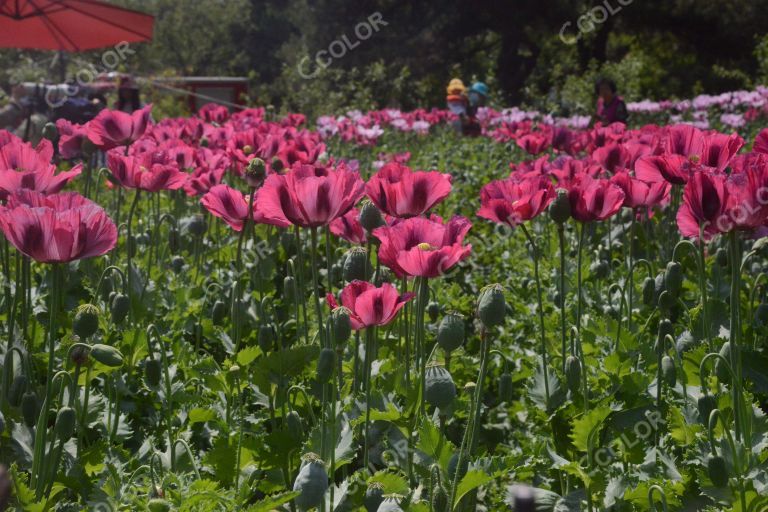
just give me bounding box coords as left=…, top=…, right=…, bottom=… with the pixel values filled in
left=343, top=247, right=370, bottom=282
left=73, top=303, right=100, bottom=339
left=359, top=200, right=385, bottom=232
left=293, top=453, right=328, bottom=511
left=548, top=189, right=571, bottom=224
left=271, top=156, right=284, bottom=172
left=364, top=482, right=385, bottom=512
left=147, top=498, right=172, bottom=512
left=42, top=122, right=58, bottom=142
left=425, top=364, right=456, bottom=409
left=477, top=284, right=506, bottom=328
left=437, top=312, right=465, bottom=352
left=376, top=495, right=404, bottom=512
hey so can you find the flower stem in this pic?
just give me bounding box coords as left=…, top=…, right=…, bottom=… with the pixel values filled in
left=557, top=224, right=567, bottom=373
left=363, top=327, right=375, bottom=472
left=521, top=224, right=550, bottom=403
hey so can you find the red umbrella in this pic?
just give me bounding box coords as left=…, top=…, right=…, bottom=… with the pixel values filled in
left=0, top=0, right=153, bottom=52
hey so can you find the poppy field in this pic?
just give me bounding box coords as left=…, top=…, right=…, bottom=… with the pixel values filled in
left=2, top=96, right=768, bottom=512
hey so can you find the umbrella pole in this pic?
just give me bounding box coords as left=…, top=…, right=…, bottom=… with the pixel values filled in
left=59, top=50, right=66, bottom=82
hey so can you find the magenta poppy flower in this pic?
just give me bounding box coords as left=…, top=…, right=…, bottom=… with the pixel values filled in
left=676, top=170, right=729, bottom=240
left=591, top=143, right=630, bottom=173
left=87, top=104, right=152, bottom=150
left=106, top=151, right=187, bottom=192
left=55, top=119, right=89, bottom=159
left=754, top=129, right=768, bottom=155
left=326, top=280, right=414, bottom=330
left=201, top=184, right=288, bottom=231
left=373, top=215, right=471, bottom=278
left=478, top=176, right=555, bottom=227
left=567, top=175, right=625, bottom=222
left=610, top=170, right=670, bottom=210
left=0, top=190, right=117, bottom=263
left=330, top=207, right=367, bottom=244
left=0, top=136, right=81, bottom=200
left=635, top=154, right=695, bottom=185
left=365, top=163, right=452, bottom=218
left=255, top=161, right=364, bottom=228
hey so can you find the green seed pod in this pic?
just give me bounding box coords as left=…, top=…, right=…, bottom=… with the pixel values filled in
left=437, top=312, right=465, bottom=352
left=715, top=342, right=731, bottom=383
left=54, top=406, right=76, bottom=440
left=283, top=276, right=296, bottom=303
left=343, top=247, right=370, bottom=282
left=427, top=301, right=440, bottom=322
left=258, top=324, right=274, bottom=352
left=548, top=189, right=571, bottom=224
left=211, top=300, right=227, bottom=325
left=715, top=247, right=728, bottom=267
left=499, top=372, right=513, bottom=403
left=565, top=355, right=582, bottom=394
left=432, top=483, right=448, bottom=512
left=270, top=156, right=284, bottom=173
left=170, top=255, right=185, bottom=274
left=708, top=455, right=729, bottom=487
left=110, top=293, right=130, bottom=324
left=90, top=344, right=124, bottom=367
left=364, top=482, right=384, bottom=512
left=21, top=391, right=37, bottom=427
left=664, top=261, right=683, bottom=297
left=8, top=374, right=27, bottom=407
left=73, top=303, right=100, bottom=339
left=316, top=347, right=336, bottom=382
left=755, top=303, right=768, bottom=327
left=145, top=358, right=162, bottom=387
left=188, top=214, right=207, bottom=237
left=425, top=365, right=456, bottom=409
left=286, top=410, right=303, bottom=442
left=292, top=453, right=328, bottom=511
left=642, top=277, right=655, bottom=306
left=246, top=157, right=267, bottom=186
left=359, top=199, right=385, bottom=232
left=330, top=307, right=352, bottom=345
left=697, top=394, right=717, bottom=423
left=477, top=284, right=506, bottom=328
left=147, top=498, right=173, bottom=512
left=661, top=355, right=676, bottom=387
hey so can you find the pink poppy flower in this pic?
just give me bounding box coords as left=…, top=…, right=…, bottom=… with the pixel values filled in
left=365, top=163, right=452, bottom=218
left=326, top=280, right=414, bottom=330
left=87, top=104, right=152, bottom=150
left=373, top=215, right=471, bottom=278
left=106, top=150, right=187, bottom=192
left=567, top=174, right=625, bottom=222
left=478, top=176, right=555, bottom=226
left=330, top=207, right=367, bottom=244
left=0, top=190, right=117, bottom=263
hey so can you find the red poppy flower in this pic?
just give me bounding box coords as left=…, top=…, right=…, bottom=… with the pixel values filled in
left=373, top=215, right=471, bottom=278
left=0, top=190, right=117, bottom=263
left=55, top=119, right=89, bottom=159
left=365, top=162, right=452, bottom=218
left=567, top=175, right=625, bottom=222
left=106, top=150, right=188, bottom=192
left=87, top=104, right=152, bottom=150
left=610, top=169, right=670, bottom=210
left=255, top=161, right=364, bottom=228
left=676, top=170, right=729, bottom=240
left=634, top=154, right=695, bottom=185
left=326, top=280, right=414, bottom=330
left=478, top=176, right=555, bottom=226
left=201, top=184, right=288, bottom=231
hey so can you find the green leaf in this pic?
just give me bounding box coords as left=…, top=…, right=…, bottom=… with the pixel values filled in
left=189, top=407, right=218, bottom=424
left=452, top=470, right=493, bottom=509
left=246, top=491, right=300, bottom=512
left=570, top=406, right=611, bottom=452
left=368, top=471, right=410, bottom=494
left=669, top=405, right=699, bottom=445
left=236, top=345, right=261, bottom=366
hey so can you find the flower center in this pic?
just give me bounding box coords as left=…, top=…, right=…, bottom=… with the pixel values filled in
left=417, top=242, right=437, bottom=251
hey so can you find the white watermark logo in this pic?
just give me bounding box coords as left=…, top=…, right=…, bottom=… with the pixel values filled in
left=297, top=13, right=388, bottom=79
left=559, top=0, right=634, bottom=45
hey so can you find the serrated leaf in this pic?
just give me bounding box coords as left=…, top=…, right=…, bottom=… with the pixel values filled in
left=452, top=469, right=493, bottom=509
left=368, top=471, right=409, bottom=494
left=189, top=407, right=218, bottom=424
left=246, top=491, right=300, bottom=512
left=236, top=345, right=261, bottom=366
left=571, top=406, right=611, bottom=452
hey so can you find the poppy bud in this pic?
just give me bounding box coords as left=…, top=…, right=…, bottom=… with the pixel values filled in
left=42, top=122, right=58, bottom=142
left=73, top=303, right=100, bottom=339
left=477, top=284, right=506, bottom=328
left=188, top=214, right=207, bottom=237
left=715, top=342, right=731, bottom=383
left=316, top=347, right=336, bottom=382
left=110, top=293, right=130, bottom=324
left=427, top=301, right=440, bottom=322
left=342, top=247, right=370, bottom=282
left=565, top=355, right=581, bottom=393
left=54, top=406, right=76, bottom=440
left=715, top=247, right=728, bottom=267
left=697, top=394, right=717, bottom=423
left=283, top=276, right=296, bottom=303
left=437, top=312, right=465, bottom=352
left=664, top=261, right=683, bottom=297
left=642, top=277, right=655, bottom=306
left=271, top=156, right=284, bottom=173
left=246, top=157, right=267, bottom=187
left=71, top=344, right=89, bottom=366
left=145, top=358, right=162, bottom=387
left=7, top=374, right=27, bottom=407
left=212, top=300, right=227, bottom=325
left=147, top=498, right=172, bottom=512
left=548, top=189, right=571, bottom=224
left=499, top=371, right=513, bottom=403
left=656, top=319, right=674, bottom=354
left=708, top=455, right=729, bottom=487
left=330, top=307, right=352, bottom=345
left=286, top=410, right=304, bottom=442
left=657, top=290, right=675, bottom=312
left=359, top=200, right=385, bottom=232
left=431, top=482, right=448, bottom=512
left=258, top=324, right=274, bottom=352
left=90, top=344, right=124, bottom=367
left=21, top=391, right=37, bottom=427
left=661, top=355, right=676, bottom=386
left=590, top=260, right=610, bottom=280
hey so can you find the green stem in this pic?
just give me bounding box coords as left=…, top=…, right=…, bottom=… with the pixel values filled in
left=520, top=224, right=550, bottom=402
left=363, top=327, right=375, bottom=472
left=557, top=224, right=567, bottom=373
left=728, top=231, right=744, bottom=443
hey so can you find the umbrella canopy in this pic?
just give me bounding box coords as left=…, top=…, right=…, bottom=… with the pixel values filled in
left=0, top=0, right=153, bottom=52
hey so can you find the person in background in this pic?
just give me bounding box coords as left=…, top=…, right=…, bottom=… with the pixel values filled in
left=464, top=81, right=489, bottom=136
left=0, top=84, right=26, bottom=131
left=594, top=77, right=628, bottom=125
left=115, top=75, right=142, bottom=113
left=446, top=78, right=467, bottom=134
